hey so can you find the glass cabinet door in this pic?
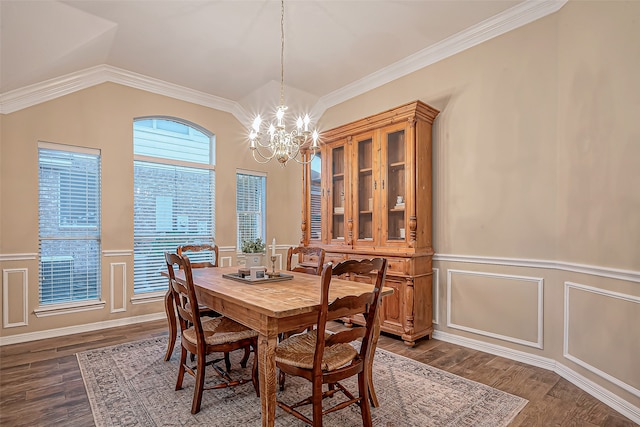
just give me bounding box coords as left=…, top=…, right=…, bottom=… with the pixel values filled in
left=383, top=124, right=407, bottom=243
left=354, top=133, right=375, bottom=243
left=329, top=144, right=346, bottom=242
left=309, top=153, right=322, bottom=242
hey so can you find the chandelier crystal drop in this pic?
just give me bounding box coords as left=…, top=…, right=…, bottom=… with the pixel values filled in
left=248, top=0, right=319, bottom=165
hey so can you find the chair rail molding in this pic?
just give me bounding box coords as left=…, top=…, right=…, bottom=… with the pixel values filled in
left=433, top=253, right=640, bottom=283
left=0, top=253, right=38, bottom=262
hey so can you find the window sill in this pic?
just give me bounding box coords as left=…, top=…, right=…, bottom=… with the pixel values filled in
left=130, top=291, right=166, bottom=305
left=34, top=300, right=106, bottom=317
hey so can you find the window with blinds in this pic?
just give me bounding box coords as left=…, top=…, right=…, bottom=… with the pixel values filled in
left=133, top=118, right=215, bottom=294
left=38, top=143, right=101, bottom=304
left=236, top=172, right=266, bottom=250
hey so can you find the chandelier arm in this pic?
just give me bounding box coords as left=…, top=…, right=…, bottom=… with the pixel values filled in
left=291, top=149, right=318, bottom=165
left=251, top=144, right=277, bottom=162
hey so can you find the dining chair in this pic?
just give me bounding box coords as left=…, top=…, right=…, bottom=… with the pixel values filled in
left=164, top=243, right=221, bottom=361
left=286, top=246, right=326, bottom=276
left=277, top=246, right=327, bottom=388
left=275, top=258, right=388, bottom=426
left=164, top=252, right=259, bottom=414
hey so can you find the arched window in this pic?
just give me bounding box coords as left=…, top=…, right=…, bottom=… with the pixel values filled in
left=133, top=117, right=215, bottom=294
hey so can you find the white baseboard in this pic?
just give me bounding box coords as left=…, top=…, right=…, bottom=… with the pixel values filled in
left=433, top=330, right=640, bottom=424
left=0, top=312, right=166, bottom=346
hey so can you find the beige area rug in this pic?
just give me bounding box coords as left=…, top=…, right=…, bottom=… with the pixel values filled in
left=77, top=336, right=527, bottom=426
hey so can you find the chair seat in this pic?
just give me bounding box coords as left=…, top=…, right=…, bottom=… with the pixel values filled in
left=183, top=316, right=258, bottom=346
left=275, top=329, right=357, bottom=371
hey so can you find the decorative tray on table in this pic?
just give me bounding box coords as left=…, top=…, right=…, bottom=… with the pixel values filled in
left=222, top=272, right=293, bottom=284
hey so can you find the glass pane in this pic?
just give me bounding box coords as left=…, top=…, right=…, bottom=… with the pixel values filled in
left=357, top=138, right=373, bottom=241
left=309, top=154, right=322, bottom=240
left=38, top=147, right=101, bottom=304
left=387, top=129, right=405, bottom=241
left=236, top=173, right=266, bottom=249
left=133, top=161, right=215, bottom=293
left=331, top=147, right=345, bottom=240
left=134, top=119, right=212, bottom=165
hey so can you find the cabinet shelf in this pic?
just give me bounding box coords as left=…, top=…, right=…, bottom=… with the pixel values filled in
left=359, top=168, right=373, bottom=174
left=389, top=161, right=405, bottom=169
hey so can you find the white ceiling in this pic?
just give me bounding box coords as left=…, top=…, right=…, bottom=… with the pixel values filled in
left=0, top=0, right=565, bottom=118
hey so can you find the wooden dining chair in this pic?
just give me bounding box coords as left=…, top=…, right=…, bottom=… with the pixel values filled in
left=164, top=243, right=220, bottom=361
left=286, top=246, right=326, bottom=276
left=164, top=252, right=259, bottom=414
left=275, top=258, right=388, bottom=426
left=277, top=246, right=327, bottom=388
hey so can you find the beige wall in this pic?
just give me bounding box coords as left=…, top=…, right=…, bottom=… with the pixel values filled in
left=320, top=0, right=639, bottom=415
left=0, top=83, right=302, bottom=335
left=0, top=0, right=638, bottom=418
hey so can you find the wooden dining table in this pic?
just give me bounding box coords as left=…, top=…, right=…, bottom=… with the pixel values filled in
left=165, top=265, right=393, bottom=427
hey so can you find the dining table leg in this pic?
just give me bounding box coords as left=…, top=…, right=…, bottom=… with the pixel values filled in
left=257, top=317, right=279, bottom=427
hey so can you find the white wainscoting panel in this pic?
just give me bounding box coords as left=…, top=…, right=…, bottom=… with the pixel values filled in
left=110, top=262, right=127, bottom=313
left=564, top=281, right=640, bottom=397
left=432, top=267, right=440, bottom=325
left=447, top=269, right=544, bottom=349
left=2, top=268, right=28, bottom=328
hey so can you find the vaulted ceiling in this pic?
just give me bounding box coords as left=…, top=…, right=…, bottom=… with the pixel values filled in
left=0, top=0, right=565, bottom=119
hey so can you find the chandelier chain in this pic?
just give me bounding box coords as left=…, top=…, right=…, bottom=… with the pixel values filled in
left=280, top=0, right=285, bottom=106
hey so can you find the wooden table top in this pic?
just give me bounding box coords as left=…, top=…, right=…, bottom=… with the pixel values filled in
left=171, top=265, right=393, bottom=319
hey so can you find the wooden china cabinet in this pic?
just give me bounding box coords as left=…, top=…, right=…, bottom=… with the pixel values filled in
left=300, top=100, right=439, bottom=346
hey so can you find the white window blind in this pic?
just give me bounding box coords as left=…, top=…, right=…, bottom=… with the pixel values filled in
left=236, top=172, right=266, bottom=249
left=38, top=144, right=101, bottom=304
left=133, top=118, right=215, bottom=294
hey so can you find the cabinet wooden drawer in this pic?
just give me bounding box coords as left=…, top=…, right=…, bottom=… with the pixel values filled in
left=325, top=253, right=347, bottom=265
left=387, top=259, right=408, bottom=275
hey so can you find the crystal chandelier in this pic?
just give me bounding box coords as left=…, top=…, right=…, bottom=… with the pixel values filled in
left=248, top=0, right=319, bottom=165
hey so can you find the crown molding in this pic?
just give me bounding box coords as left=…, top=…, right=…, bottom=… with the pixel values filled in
left=0, top=65, right=245, bottom=121
left=1, top=0, right=567, bottom=121
left=315, top=0, right=567, bottom=112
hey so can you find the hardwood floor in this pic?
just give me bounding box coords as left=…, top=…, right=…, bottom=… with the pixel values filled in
left=0, top=320, right=636, bottom=427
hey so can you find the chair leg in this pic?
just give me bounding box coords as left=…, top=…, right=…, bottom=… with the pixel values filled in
left=312, top=380, right=323, bottom=427
left=176, top=347, right=187, bottom=391
left=164, top=290, right=177, bottom=361
left=224, top=352, right=232, bottom=372
left=251, top=341, right=260, bottom=397
left=191, top=350, right=206, bottom=414
left=358, top=372, right=372, bottom=427
left=278, top=370, right=286, bottom=391
left=240, top=346, right=251, bottom=368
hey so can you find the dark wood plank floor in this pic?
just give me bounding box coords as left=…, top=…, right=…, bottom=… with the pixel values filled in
left=0, top=320, right=636, bottom=426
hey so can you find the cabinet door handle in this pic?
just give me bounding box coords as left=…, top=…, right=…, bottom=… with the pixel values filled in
left=374, top=180, right=377, bottom=190
left=382, top=180, right=385, bottom=189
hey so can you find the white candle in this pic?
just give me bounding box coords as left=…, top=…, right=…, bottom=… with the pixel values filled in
left=272, top=238, right=276, bottom=257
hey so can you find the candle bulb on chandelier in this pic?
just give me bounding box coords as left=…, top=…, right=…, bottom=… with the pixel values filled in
left=272, top=238, right=276, bottom=257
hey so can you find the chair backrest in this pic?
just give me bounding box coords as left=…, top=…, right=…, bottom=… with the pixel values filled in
left=314, top=258, right=387, bottom=372
left=164, top=252, right=203, bottom=337
left=177, top=243, right=219, bottom=268
left=286, top=246, right=326, bottom=276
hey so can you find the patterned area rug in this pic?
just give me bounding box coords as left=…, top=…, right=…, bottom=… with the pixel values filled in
left=77, top=336, right=527, bottom=426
